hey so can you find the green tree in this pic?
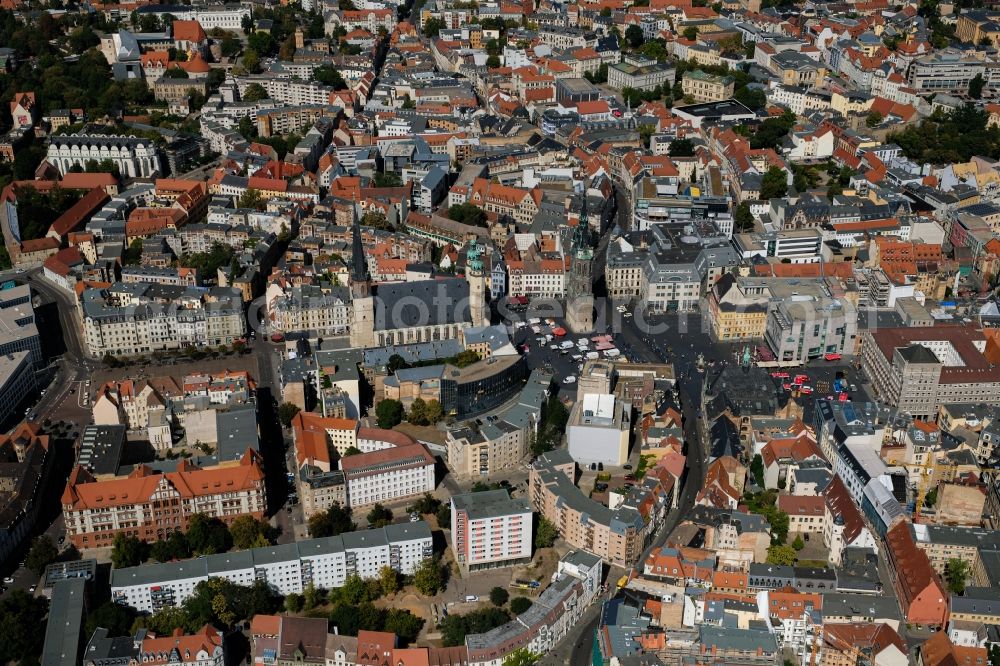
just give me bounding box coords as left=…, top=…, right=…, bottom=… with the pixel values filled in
left=408, top=493, right=442, bottom=515
left=277, top=402, right=301, bottom=427
left=413, top=557, right=445, bottom=595
left=792, top=535, right=805, bottom=551
left=486, top=54, right=501, bottom=68
left=361, top=210, right=393, bottom=231
left=439, top=607, right=511, bottom=646
left=735, top=202, right=755, bottom=232
left=408, top=397, right=429, bottom=425
left=229, top=515, right=272, bottom=550
left=639, top=38, right=667, bottom=61
left=971, top=73, right=986, bottom=99
left=436, top=502, right=451, bottom=527
left=308, top=502, right=356, bottom=538
left=946, top=558, right=970, bottom=594
left=220, top=33, right=240, bottom=57
left=314, top=64, right=348, bottom=90
left=293, top=583, right=315, bottom=611
left=242, top=48, right=261, bottom=73
left=139, top=606, right=192, bottom=636
left=749, top=454, right=765, bottom=486
left=343, top=446, right=362, bottom=456
left=385, top=608, right=424, bottom=645
left=186, top=513, right=231, bottom=555
left=123, top=238, right=144, bottom=265
left=490, top=586, right=509, bottom=606
left=453, top=350, right=482, bottom=368
left=25, top=535, right=58, bottom=576
left=510, top=596, right=532, bottom=614
left=150, top=539, right=175, bottom=563
left=625, top=24, right=644, bottom=49
left=669, top=138, right=695, bottom=157
left=535, top=516, right=558, bottom=549
left=423, top=17, right=445, bottom=36
left=924, top=486, right=938, bottom=508
left=285, top=592, right=304, bottom=612
left=503, top=648, right=542, bottom=666
left=376, top=399, right=404, bottom=428
left=0, top=590, right=49, bottom=663
left=760, top=166, right=788, bottom=200
left=111, top=533, right=147, bottom=568
left=766, top=544, right=797, bottom=565
left=734, top=86, right=767, bottom=111
left=238, top=187, right=266, bottom=211
left=85, top=601, right=137, bottom=639
left=682, top=26, right=698, bottom=41
left=865, top=111, right=884, bottom=128
left=425, top=399, right=444, bottom=424
left=373, top=171, right=403, bottom=187
left=366, top=503, right=393, bottom=528
left=447, top=202, right=488, bottom=226
left=379, top=565, right=400, bottom=595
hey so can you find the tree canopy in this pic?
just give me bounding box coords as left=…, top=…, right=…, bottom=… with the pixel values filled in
left=440, top=607, right=511, bottom=646
left=889, top=105, right=1000, bottom=164
left=308, top=502, right=356, bottom=538
left=376, top=399, right=404, bottom=428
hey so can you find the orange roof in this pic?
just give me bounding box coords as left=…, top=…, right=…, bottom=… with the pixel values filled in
left=577, top=100, right=611, bottom=115
left=60, top=172, right=117, bottom=189
left=712, top=570, right=748, bottom=591
left=61, top=450, right=264, bottom=509
left=172, top=19, right=207, bottom=44
left=179, top=52, right=210, bottom=74
left=920, top=630, right=987, bottom=666
left=50, top=187, right=110, bottom=238
left=390, top=649, right=429, bottom=666
left=250, top=615, right=281, bottom=637
left=140, top=626, right=221, bottom=665
left=777, top=494, right=825, bottom=516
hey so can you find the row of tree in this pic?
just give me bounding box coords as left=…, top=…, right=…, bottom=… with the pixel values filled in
left=111, top=514, right=275, bottom=568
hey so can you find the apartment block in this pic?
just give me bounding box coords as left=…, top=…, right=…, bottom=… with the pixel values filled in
left=81, top=283, right=245, bottom=357
left=111, top=522, right=433, bottom=612
left=62, top=450, right=266, bottom=549
left=529, top=449, right=670, bottom=566
left=450, top=490, right=532, bottom=573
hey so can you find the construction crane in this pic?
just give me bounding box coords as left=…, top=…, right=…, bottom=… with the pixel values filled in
left=887, top=457, right=948, bottom=521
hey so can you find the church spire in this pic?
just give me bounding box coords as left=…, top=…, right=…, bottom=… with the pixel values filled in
left=573, top=183, right=592, bottom=256
left=350, top=205, right=370, bottom=296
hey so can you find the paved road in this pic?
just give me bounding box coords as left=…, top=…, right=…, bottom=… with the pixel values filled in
left=554, top=340, right=709, bottom=662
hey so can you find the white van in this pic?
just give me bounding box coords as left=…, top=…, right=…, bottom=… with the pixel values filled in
left=465, top=595, right=478, bottom=602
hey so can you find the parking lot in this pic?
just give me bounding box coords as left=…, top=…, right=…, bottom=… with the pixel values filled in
left=512, top=319, right=615, bottom=397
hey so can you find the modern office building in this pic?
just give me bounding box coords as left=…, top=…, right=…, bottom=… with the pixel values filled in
left=450, top=490, right=533, bottom=573
left=446, top=369, right=550, bottom=479
left=567, top=393, right=632, bottom=467
left=861, top=326, right=1000, bottom=420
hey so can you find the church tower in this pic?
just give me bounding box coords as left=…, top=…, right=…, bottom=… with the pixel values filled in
left=566, top=189, right=595, bottom=334
left=349, top=206, right=376, bottom=348
left=466, top=238, right=489, bottom=327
